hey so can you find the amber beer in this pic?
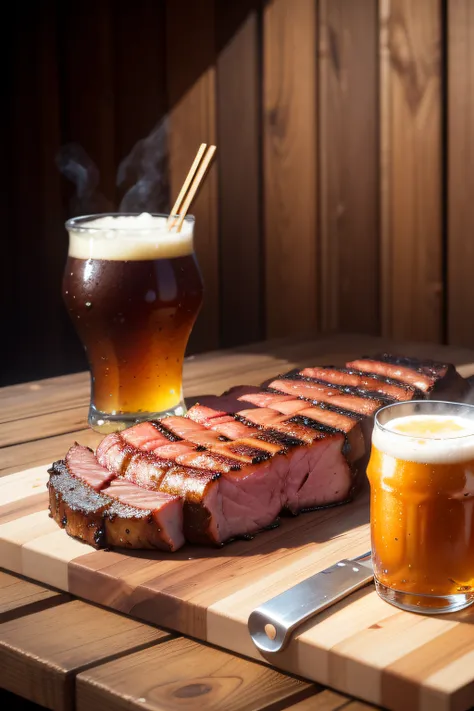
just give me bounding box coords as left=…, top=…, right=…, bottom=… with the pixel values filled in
left=63, top=213, right=203, bottom=432
left=367, top=400, right=474, bottom=613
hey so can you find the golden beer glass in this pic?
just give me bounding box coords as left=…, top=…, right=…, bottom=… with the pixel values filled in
left=367, top=400, right=474, bottom=613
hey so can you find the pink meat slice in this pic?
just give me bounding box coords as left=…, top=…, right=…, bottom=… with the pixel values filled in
left=66, top=443, right=116, bottom=491
left=237, top=408, right=318, bottom=444
left=240, top=392, right=296, bottom=409
left=300, top=366, right=415, bottom=401
left=186, top=404, right=229, bottom=424
left=269, top=379, right=383, bottom=416
left=238, top=391, right=365, bottom=462
left=346, top=358, right=433, bottom=392
left=103, top=479, right=185, bottom=552
left=283, top=434, right=352, bottom=511
left=152, top=442, right=195, bottom=459
left=121, top=421, right=171, bottom=451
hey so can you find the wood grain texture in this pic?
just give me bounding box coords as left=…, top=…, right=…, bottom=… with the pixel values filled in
left=0, top=429, right=102, bottom=477
left=0, top=570, right=69, bottom=623
left=319, top=0, right=379, bottom=335
left=286, top=688, right=378, bottom=709
left=0, top=600, right=171, bottom=711
left=380, top=0, right=443, bottom=342
left=217, top=1, right=263, bottom=347
left=167, top=0, right=219, bottom=353
left=0, top=372, right=89, bottom=424
left=447, top=0, right=474, bottom=348
left=263, top=0, right=318, bottom=338
left=76, top=636, right=314, bottom=711
left=0, top=407, right=88, bottom=448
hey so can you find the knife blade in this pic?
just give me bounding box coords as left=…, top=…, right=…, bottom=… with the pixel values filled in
left=248, top=551, right=373, bottom=654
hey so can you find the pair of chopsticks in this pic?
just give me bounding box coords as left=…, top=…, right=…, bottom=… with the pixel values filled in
left=167, top=143, right=217, bottom=232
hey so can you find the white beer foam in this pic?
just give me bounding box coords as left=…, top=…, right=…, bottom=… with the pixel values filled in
left=373, top=414, right=474, bottom=464
left=67, top=213, right=194, bottom=260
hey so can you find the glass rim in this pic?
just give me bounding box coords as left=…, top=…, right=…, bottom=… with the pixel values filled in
left=65, top=212, right=195, bottom=232
left=374, top=399, right=474, bottom=441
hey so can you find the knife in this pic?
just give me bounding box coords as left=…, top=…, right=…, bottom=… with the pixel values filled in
left=248, top=551, right=374, bottom=654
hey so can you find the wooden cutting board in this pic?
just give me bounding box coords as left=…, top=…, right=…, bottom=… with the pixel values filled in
left=1, top=464, right=474, bottom=711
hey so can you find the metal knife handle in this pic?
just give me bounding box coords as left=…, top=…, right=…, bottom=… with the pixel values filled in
left=248, top=553, right=373, bottom=654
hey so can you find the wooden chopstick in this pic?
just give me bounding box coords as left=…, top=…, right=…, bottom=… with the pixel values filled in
left=175, top=145, right=217, bottom=232
left=167, top=143, right=208, bottom=229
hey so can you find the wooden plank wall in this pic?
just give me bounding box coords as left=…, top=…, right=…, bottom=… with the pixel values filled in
left=2, top=0, right=474, bottom=387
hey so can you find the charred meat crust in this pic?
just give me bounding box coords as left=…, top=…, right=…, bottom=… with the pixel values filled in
left=48, top=460, right=179, bottom=551
left=234, top=414, right=305, bottom=448
left=149, top=420, right=182, bottom=441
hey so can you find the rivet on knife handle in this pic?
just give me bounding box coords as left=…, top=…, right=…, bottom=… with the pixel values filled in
left=248, top=553, right=373, bottom=654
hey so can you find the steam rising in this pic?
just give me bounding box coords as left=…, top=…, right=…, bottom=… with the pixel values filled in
left=57, top=117, right=170, bottom=215
left=117, top=117, right=169, bottom=213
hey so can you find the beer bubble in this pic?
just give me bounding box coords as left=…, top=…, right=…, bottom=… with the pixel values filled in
left=145, top=290, right=156, bottom=303
left=85, top=301, right=92, bottom=309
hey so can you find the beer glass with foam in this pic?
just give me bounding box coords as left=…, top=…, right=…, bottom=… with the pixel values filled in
left=367, top=400, right=474, bottom=613
left=63, top=213, right=203, bottom=433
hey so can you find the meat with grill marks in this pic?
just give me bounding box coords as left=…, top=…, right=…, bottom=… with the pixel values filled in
left=345, top=354, right=468, bottom=400
left=49, top=352, right=471, bottom=551
left=48, top=444, right=184, bottom=551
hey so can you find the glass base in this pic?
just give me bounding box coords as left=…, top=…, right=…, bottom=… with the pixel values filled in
left=88, top=401, right=187, bottom=434
left=375, top=579, right=474, bottom=614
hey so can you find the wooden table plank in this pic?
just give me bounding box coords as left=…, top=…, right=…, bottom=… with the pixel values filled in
left=0, top=569, right=69, bottom=623
left=76, top=636, right=314, bottom=711
left=0, top=429, right=103, bottom=477
left=0, top=599, right=172, bottom=711
left=4, top=334, right=474, bottom=458
left=0, top=407, right=89, bottom=448
left=285, top=688, right=378, bottom=709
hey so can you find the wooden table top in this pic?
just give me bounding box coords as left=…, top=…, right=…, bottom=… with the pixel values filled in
left=3, top=333, right=474, bottom=711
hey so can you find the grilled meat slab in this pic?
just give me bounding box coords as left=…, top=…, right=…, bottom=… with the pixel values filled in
left=49, top=353, right=471, bottom=551
left=48, top=446, right=184, bottom=551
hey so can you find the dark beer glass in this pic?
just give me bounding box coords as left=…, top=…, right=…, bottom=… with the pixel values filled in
left=63, top=213, right=203, bottom=433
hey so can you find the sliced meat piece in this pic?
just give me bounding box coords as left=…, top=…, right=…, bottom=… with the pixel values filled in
left=157, top=462, right=287, bottom=546
left=176, top=450, right=242, bottom=472
left=122, top=452, right=171, bottom=489
left=283, top=433, right=353, bottom=512
left=96, top=433, right=135, bottom=474
left=237, top=407, right=317, bottom=445
left=241, top=392, right=305, bottom=415
left=300, top=366, right=419, bottom=401
left=48, top=461, right=184, bottom=552
left=160, top=416, right=227, bottom=445
left=187, top=404, right=230, bottom=424
left=65, top=443, right=116, bottom=491
left=238, top=391, right=365, bottom=462
left=268, top=378, right=383, bottom=416
left=212, top=419, right=260, bottom=439
left=103, top=479, right=184, bottom=551
left=151, top=442, right=196, bottom=459
left=291, top=406, right=365, bottom=462
left=48, top=460, right=110, bottom=547
left=121, top=421, right=171, bottom=451
left=346, top=354, right=468, bottom=400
